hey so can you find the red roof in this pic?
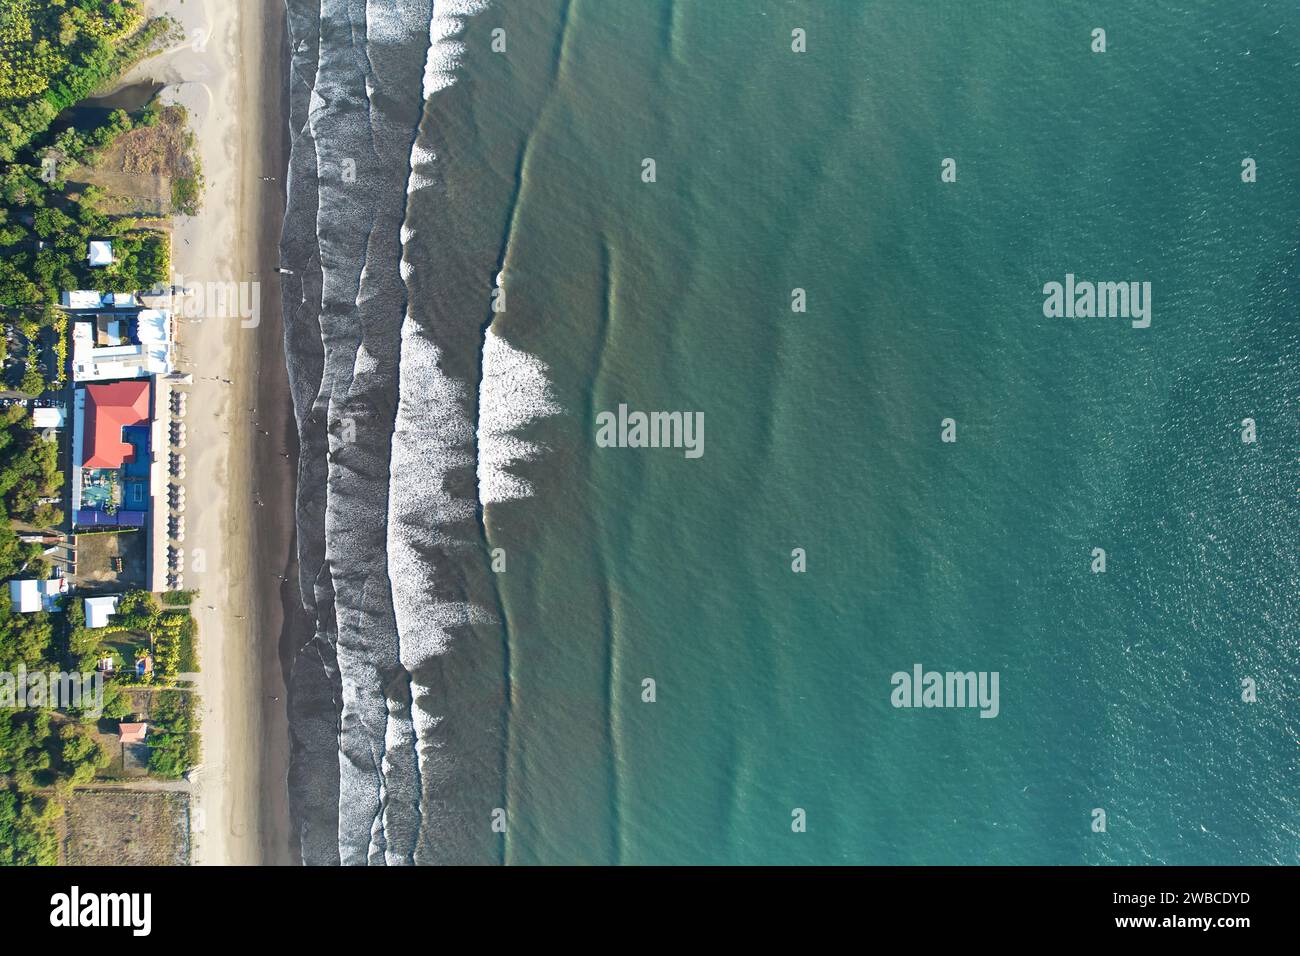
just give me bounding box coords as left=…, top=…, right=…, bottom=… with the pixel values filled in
left=83, top=381, right=150, bottom=469
left=118, top=722, right=148, bottom=744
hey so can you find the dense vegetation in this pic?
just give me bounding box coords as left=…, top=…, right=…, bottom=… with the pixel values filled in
left=0, top=1, right=178, bottom=395
left=0, top=403, right=63, bottom=540
left=146, top=688, right=197, bottom=779
left=0, top=782, right=60, bottom=864
left=0, top=144, right=172, bottom=310
left=0, top=586, right=200, bottom=863
left=0, top=1, right=194, bottom=863
left=0, top=0, right=174, bottom=162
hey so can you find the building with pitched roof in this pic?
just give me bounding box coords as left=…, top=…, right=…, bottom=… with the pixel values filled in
left=81, top=381, right=151, bottom=470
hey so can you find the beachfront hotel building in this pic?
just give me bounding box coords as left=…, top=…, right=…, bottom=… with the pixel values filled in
left=69, top=302, right=174, bottom=382
left=63, top=288, right=179, bottom=594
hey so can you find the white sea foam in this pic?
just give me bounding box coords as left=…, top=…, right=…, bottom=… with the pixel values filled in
left=306, top=0, right=452, bottom=865
left=421, top=1, right=491, bottom=100
left=407, top=143, right=437, bottom=194
left=292, top=0, right=505, bottom=863
left=387, top=318, right=482, bottom=661
left=477, top=325, right=561, bottom=505
left=411, top=143, right=435, bottom=167
left=365, top=0, right=409, bottom=45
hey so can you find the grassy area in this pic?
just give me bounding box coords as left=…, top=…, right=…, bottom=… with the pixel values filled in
left=70, top=103, right=205, bottom=217
left=70, top=590, right=198, bottom=684
left=61, top=789, right=190, bottom=865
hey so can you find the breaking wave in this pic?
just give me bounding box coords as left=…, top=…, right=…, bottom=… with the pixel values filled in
left=281, top=0, right=553, bottom=865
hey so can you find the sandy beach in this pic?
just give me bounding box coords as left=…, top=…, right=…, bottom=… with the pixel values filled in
left=112, top=0, right=295, bottom=864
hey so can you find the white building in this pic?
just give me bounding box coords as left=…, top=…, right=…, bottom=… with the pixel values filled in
left=32, top=407, right=66, bottom=429
left=71, top=308, right=174, bottom=382
left=8, top=578, right=69, bottom=613
left=84, top=595, right=121, bottom=629
left=87, top=241, right=114, bottom=267
left=61, top=290, right=137, bottom=310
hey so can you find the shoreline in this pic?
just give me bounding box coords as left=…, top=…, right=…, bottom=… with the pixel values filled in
left=245, top=0, right=300, bottom=867
left=112, top=0, right=296, bottom=864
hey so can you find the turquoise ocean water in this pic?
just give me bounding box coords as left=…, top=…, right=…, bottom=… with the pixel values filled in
left=284, top=0, right=1298, bottom=864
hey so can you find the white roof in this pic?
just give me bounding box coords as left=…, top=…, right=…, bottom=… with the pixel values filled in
left=9, top=579, right=40, bottom=613
left=61, top=290, right=134, bottom=309
left=8, top=578, right=65, bottom=613
left=84, top=595, right=120, bottom=629
left=32, top=407, right=65, bottom=429
left=70, top=310, right=174, bottom=382
left=88, top=241, right=114, bottom=267
left=136, top=309, right=167, bottom=342
left=61, top=290, right=104, bottom=309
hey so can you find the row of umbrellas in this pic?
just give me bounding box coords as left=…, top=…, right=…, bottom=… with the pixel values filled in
left=166, top=386, right=190, bottom=591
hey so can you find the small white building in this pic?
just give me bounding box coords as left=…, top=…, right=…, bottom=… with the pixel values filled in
left=8, top=578, right=69, bottom=613
left=61, top=290, right=104, bottom=310
left=87, top=241, right=114, bottom=267
left=32, top=407, right=66, bottom=429
left=9, top=579, right=40, bottom=613
left=60, top=290, right=136, bottom=310
left=84, top=594, right=121, bottom=629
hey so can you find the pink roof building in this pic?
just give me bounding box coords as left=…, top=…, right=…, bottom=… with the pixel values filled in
left=118, top=722, right=148, bottom=744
